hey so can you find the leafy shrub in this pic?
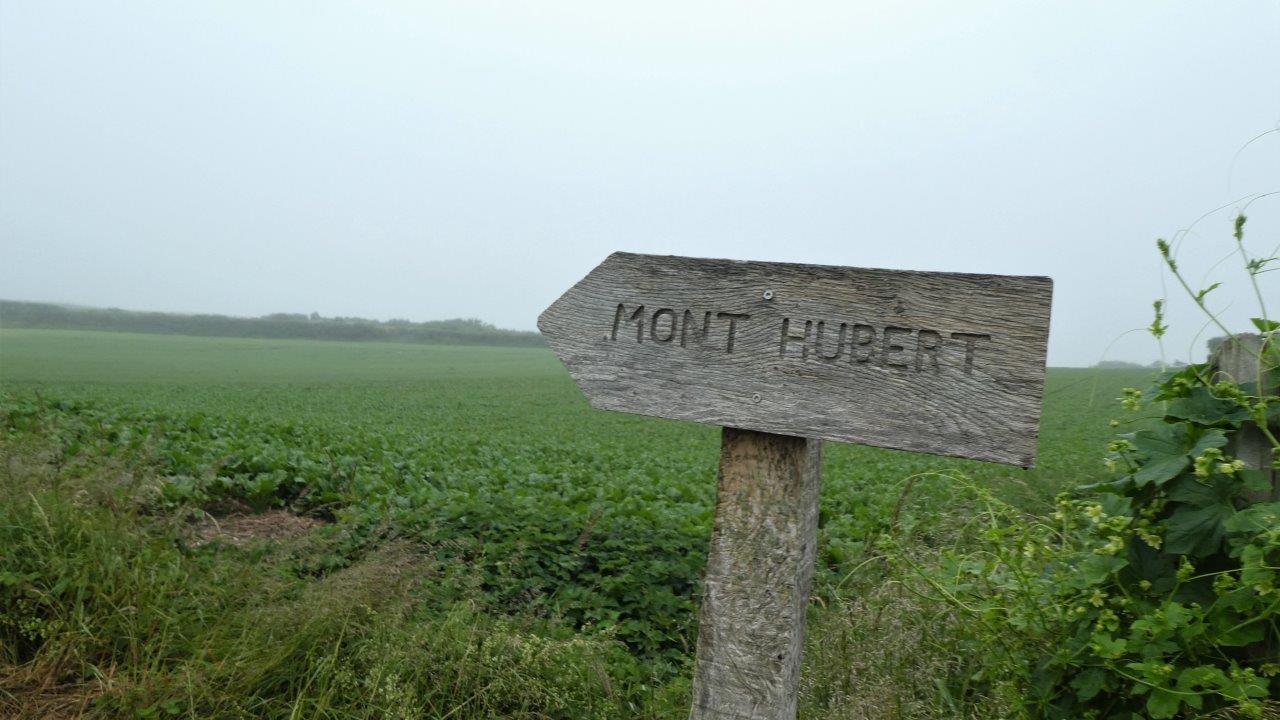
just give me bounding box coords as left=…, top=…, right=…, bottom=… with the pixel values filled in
left=1033, top=354, right=1278, bottom=719
left=893, top=212, right=1280, bottom=719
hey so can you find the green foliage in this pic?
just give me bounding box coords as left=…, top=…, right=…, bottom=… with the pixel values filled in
left=0, top=394, right=711, bottom=666
left=886, top=211, right=1280, bottom=719
left=1149, top=299, right=1168, bottom=340
left=0, top=437, right=681, bottom=719
left=882, top=367, right=1279, bottom=718
left=1031, top=356, right=1279, bottom=719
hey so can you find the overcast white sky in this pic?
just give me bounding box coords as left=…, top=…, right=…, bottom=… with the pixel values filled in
left=1, top=1, right=1277, bottom=366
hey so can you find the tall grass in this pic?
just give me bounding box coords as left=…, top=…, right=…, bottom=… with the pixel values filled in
left=0, top=436, right=686, bottom=719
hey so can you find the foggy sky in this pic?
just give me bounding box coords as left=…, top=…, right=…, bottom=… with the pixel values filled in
left=1, top=1, right=1277, bottom=367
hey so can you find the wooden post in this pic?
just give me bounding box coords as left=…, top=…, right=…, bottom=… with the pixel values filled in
left=689, top=428, right=822, bottom=720
left=1211, top=333, right=1278, bottom=500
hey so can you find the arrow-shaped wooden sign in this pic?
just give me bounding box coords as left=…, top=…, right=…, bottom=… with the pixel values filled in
left=539, top=251, right=1052, bottom=720
left=539, top=252, right=1053, bottom=466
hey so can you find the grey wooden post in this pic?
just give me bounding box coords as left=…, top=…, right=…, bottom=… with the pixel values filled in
left=1211, top=333, right=1278, bottom=500
left=689, top=428, right=822, bottom=720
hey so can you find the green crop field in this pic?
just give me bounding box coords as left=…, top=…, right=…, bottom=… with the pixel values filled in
left=0, top=328, right=1160, bottom=719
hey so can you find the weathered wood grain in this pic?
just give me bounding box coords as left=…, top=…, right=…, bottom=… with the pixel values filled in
left=690, top=428, right=821, bottom=720
left=1211, top=334, right=1277, bottom=501
left=539, top=252, right=1053, bottom=466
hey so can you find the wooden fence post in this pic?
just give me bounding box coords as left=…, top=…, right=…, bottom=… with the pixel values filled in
left=1211, top=333, right=1277, bottom=500
left=689, top=428, right=822, bottom=720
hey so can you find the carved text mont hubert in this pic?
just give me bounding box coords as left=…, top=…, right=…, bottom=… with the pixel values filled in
left=608, top=302, right=992, bottom=375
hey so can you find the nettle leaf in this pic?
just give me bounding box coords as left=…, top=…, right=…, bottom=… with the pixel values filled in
left=1165, top=387, right=1252, bottom=426
left=1176, top=665, right=1227, bottom=693
left=1145, top=687, right=1182, bottom=719
left=1133, top=455, right=1188, bottom=487
left=1070, top=667, right=1107, bottom=701
left=1092, top=634, right=1127, bottom=659
left=1250, top=316, right=1280, bottom=333
left=1072, top=554, right=1129, bottom=588
left=1075, top=476, right=1135, bottom=495
left=1150, top=364, right=1207, bottom=401
left=1232, top=665, right=1274, bottom=699
left=1098, top=493, right=1130, bottom=517
left=1215, top=620, right=1265, bottom=647
left=1165, top=474, right=1237, bottom=508
left=1224, top=502, right=1280, bottom=534
left=1162, top=602, right=1194, bottom=629
left=1186, top=428, right=1228, bottom=457
left=1164, top=503, right=1231, bottom=557
left=1240, top=545, right=1272, bottom=586
left=1240, top=469, right=1272, bottom=494
left=1131, top=426, right=1186, bottom=457
left=1129, top=604, right=1194, bottom=642
left=1126, top=540, right=1178, bottom=594
left=1128, top=425, right=1195, bottom=487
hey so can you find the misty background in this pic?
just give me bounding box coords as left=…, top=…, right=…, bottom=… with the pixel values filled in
left=1, top=1, right=1277, bottom=367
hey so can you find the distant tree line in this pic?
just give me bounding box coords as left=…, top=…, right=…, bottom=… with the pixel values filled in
left=1093, top=359, right=1189, bottom=369
left=0, top=300, right=545, bottom=348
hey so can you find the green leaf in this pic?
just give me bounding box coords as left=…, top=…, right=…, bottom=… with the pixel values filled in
left=1150, top=364, right=1208, bottom=401
left=1166, top=474, right=1236, bottom=508
left=1098, top=493, right=1130, bottom=517
left=1161, top=601, right=1193, bottom=629
left=1224, top=502, right=1280, bottom=534
left=1187, top=428, right=1228, bottom=458
left=1128, top=424, right=1195, bottom=486
left=1092, top=633, right=1127, bottom=658
left=1073, top=554, right=1129, bottom=588
left=1165, top=386, right=1251, bottom=425
left=1146, top=688, right=1182, bottom=718
left=1176, top=665, right=1227, bottom=693
left=1126, top=540, right=1177, bottom=594
left=1240, top=469, right=1272, bottom=494
left=1194, top=282, right=1221, bottom=302
left=1070, top=667, right=1106, bottom=701
left=1164, top=503, right=1231, bottom=557
left=1133, top=454, right=1189, bottom=487
left=1131, top=426, right=1185, bottom=457
left=1216, top=621, right=1264, bottom=646
left=1251, top=317, right=1280, bottom=333
left=1240, top=544, right=1272, bottom=586
left=1074, top=476, right=1135, bottom=495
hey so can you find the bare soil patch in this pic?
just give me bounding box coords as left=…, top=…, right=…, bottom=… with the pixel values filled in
left=187, top=508, right=326, bottom=548
left=0, top=675, right=98, bottom=720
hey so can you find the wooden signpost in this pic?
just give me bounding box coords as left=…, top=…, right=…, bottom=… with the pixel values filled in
left=539, top=252, right=1053, bottom=720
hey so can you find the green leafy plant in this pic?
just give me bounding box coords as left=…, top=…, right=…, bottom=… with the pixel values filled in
left=1035, top=212, right=1279, bottom=719
left=889, top=211, right=1279, bottom=719
left=1039, top=210, right=1280, bottom=712
left=1033, top=365, right=1277, bottom=718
